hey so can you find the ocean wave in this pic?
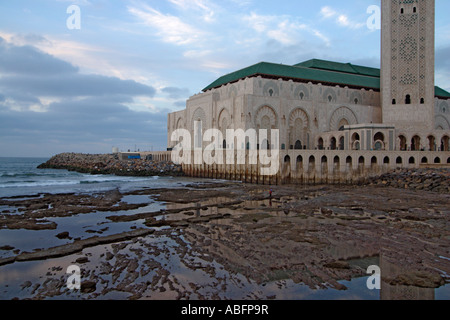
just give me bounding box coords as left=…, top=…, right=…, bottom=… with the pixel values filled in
left=0, top=172, right=72, bottom=178
left=0, top=175, right=153, bottom=189
left=0, top=180, right=81, bottom=188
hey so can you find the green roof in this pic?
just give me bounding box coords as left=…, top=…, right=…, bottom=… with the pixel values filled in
left=202, top=61, right=380, bottom=92
left=435, top=85, right=450, bottom=98
left=202, top=59, right=450, bottom=99
left=294, top=59, right=380, bottom=78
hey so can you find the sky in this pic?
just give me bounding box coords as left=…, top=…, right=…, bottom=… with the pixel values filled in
left=0, top=0, right=449, bottom=157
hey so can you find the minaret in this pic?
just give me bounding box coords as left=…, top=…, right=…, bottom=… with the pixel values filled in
left=381, top=0, right=435, bottom=131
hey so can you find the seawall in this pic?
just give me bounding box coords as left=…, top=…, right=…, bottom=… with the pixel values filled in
left=177, top=150, right=450, bottom=186
left=38, top=151, right=449, bottom=193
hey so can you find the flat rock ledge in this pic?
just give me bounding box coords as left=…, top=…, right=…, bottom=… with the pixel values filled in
left=0, top=228, right=154, bottom=267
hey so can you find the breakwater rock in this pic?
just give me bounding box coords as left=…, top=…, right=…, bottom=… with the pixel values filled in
left=368, top=168, right=450, bottom=193
left=38, top=153, right=183, bottom=177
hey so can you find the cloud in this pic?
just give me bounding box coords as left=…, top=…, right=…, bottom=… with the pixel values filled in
left=0, top=37, right=155, bottom=104
left=0, top=36, right=166, bottom=156
left=0, top=98, right=169, bottom=156
left=0, top=38, right=79, bottom=76
left=243, top=12, right=330, bottom=47
left=0, top=74, right=155, bottom=98
left=168, top=0, right=215, bottom=23
left=320, top=6, right=337, bottom=19
left=320, top=6, right=365, bottom=29
left=435, top=46, right=450, bottom=90
left=162, top=87, right=190, bottom=100
left=436, top=46, right=450, bottom=69
left=128, top=4, right=206, bottom=46
left=0, top=31, right=126, bottom=80
left=336, top=15, right=365, bottom=29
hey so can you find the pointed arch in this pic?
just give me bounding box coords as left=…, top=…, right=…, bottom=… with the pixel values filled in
left=288, top=108, right=310, bottom=149
left=255, top=105, right=278, bottom=129
left=329, top=107, right=358, bottom=132
left=435, top=115, right=450, bottom=130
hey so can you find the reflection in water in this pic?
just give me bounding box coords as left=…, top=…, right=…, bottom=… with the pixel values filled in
left=1, top=188, right=449, bottom=300
left=380, top=257, right=435, bottom=300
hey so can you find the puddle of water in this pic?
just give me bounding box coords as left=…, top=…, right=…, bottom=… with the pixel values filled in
left=120, top=194, right=152, bottom=205
left=1, top=189, right=449, bottom=300
left=2, top=231, right=448, bottom=300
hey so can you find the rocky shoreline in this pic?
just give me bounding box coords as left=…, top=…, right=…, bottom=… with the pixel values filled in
left=368, top=167, right=450, bottom=193
left=37, top=153, right=183, bottom=177
left=0, top=182, right=449, bottom=300
left=38, top=154, right=449, bottom=193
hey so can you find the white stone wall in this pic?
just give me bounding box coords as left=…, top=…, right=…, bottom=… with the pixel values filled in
left=168, top=76, right=383, bottom=152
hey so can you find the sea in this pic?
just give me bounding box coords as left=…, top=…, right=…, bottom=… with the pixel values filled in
left=0, top=157, right=197, bottom=198
left=1, top=157, right=449, bottom=300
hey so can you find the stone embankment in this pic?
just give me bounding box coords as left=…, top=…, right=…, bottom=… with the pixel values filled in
left=38, top=153, right=183, bottom=177
left=368, top=168, right=450, bottom=193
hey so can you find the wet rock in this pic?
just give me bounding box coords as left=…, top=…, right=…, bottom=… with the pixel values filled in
left=387, top=271, right=445, bottom=288
left=75, top=257, right=89, bottom=264
left=20, top=281, right=32, bottom=290
left=56, top=232, right=70, bottom=239
left=105, top=252, right=114, bottom=261
left=0, top=229, right=155, bottom=267
left=81, top=281, right=96, bottom=293
left=0, top=245, right=15, bottom=251
left=323, top=261, right=350, bottom=269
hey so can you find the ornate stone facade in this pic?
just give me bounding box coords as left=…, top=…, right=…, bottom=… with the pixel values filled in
left=163, top=0, right=450, bottom=184
left=168, top=0, right=449, bottom=155
left=381, top=0, right=436, bottom=132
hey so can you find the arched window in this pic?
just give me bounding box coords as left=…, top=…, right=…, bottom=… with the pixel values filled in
left=405, top=94, right=411, bottom=105
left=358, top=156, right=365, bottom=172
left=321, top=156, right=328, bottom=174
left=334, top=156, right=340, bottom=171
left=269, top=89, right=274, bottom=97
left=371, top=156, right=377, bottom=168
left=411, top=135, right=421, bottom=151
left=401, top=8, right=404, bottom=14
left=308, top=156, right=316, bottom=173
left=428, top=136, right=436, bottom=151
left=299, top=92, right=304, bottom=100
left=392, top=99, right=396, bottom=105
left=441, top=136, right=450, bottom=151
left=399, top=135, right=407, bottom=151
left=330, top=137, right=337, bottom=150
left=296, top=156, right=303, bottom=172
left=413, top=7, right=416, bottom=13
left=420, top=98, right=424, bottom=104
left=318, top=138, right=324, bottom=150
left=339, top=136, right=345, bottom=150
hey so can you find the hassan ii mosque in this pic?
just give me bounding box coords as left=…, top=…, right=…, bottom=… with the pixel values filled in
left=163, top=0, right=450, bottom=183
